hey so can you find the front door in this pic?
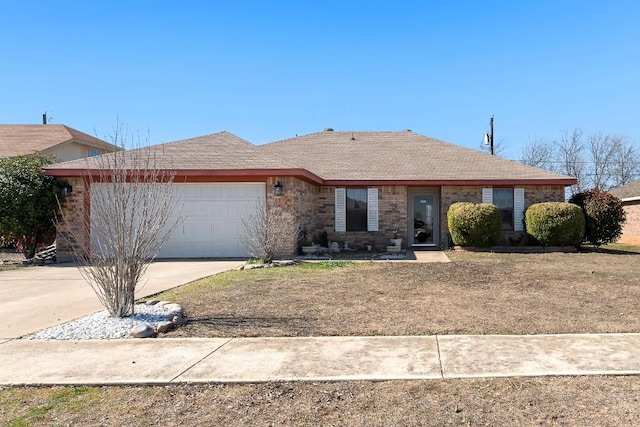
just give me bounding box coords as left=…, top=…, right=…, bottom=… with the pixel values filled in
left=410, top=192, right=438, bottom=247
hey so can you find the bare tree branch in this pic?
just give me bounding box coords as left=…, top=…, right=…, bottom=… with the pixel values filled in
left=520, top=137, right=556, bottom=171
left=521, top=128, right=640, bottom=193
left=609, top=136, right=640, bottom=189
left=554, top=128, right=585, bottom=195
left=586, top=132, right=620, bottom=191
left=59, top=121, right=182, bottom=317
left=241, top=199, right=300, bottom=263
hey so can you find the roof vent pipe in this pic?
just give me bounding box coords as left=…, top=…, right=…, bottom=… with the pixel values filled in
left=42, top=112, right=47, bottom=125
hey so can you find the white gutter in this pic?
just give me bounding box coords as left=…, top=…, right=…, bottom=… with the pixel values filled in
left=621, top=196, right=640, bottom=202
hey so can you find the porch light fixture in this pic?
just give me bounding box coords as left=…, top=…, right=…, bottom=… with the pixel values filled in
left=61, top=182, right=73, bottom=197
left=274, top=181, right=283, bottom=196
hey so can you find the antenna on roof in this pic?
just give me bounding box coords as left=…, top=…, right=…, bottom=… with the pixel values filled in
left=351, top=132, right=355, bottom=140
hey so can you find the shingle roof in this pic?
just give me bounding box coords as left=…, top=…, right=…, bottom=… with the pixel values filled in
left=46, top=131, right=299, bottom=171
left=610, top=180, right=640, bottom=200
left=0, top=124, right=119, bottom=157
left=262, top=130, right=574, bottom=183
left=46, top=129, right=575, bottom=185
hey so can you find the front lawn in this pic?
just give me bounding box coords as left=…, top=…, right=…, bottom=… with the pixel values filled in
left=4, top=247, right=640, bottom=426
left=155, top=248, right=640, bottom=338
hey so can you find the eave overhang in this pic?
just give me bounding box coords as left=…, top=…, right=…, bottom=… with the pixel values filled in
left=44, top=167, right=576, bottom=187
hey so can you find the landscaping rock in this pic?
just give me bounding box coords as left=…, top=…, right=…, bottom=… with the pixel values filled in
left=155, top=321, right=174, bottom=334
left=155, top=301, right=172, bottom=307
left=172, top=315, right=188, bottom=326
left=164, top=303, right=184, bottom=315
left=130, top=324, right=155, bottom=338
left=145, top=300, right=160, bottom=305
left=166, top=311, right=182, bottom=321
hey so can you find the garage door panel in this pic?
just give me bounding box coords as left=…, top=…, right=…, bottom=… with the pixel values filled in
left=92, top=183, right=264, bottom=258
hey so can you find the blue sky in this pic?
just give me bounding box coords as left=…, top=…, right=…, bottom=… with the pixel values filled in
left=2, top=1, right=639, bottom=159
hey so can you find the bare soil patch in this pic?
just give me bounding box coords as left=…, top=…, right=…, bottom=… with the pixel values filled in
left=3, top=376, right=640, bottom=426
left=156, top=250, right=640, bottom=338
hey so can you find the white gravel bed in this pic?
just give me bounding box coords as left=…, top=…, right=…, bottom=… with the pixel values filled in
left=26, top=304, right=174, bottom=340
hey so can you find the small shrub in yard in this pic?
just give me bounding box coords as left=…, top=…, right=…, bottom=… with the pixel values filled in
left=525, top=202, right=585, bottom=246
left=569, top=189, right=626, bottom=247
left=447, top=202, right=502, bottom=247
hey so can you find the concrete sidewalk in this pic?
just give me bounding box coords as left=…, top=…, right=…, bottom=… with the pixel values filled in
left=1, top=333, right=639, bottom=386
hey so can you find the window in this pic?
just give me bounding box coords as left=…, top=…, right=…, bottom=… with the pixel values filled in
left=335, top=188, right=378, bottom=232
left=346, top=188, right=368, bottom=231
left=89, top=150, right=101, bottom=157
left=482, top=187, right=525, bottom=231
left=493, top=188, right=514, bottom=230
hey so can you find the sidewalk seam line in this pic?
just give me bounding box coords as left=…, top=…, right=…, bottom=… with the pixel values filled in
left=170, top=338, right=234, bottom=383
left=435, top=335, right=444, bottom=379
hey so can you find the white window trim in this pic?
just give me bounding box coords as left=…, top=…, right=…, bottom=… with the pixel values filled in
left=367, top=188, right=379, bottom=232
left=513, top=188, right=525, bottom=231
left=335, top=188, right=346, bottom=232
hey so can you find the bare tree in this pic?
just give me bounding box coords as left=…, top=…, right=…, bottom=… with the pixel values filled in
left=520, top=137, right=555, bottom=171
left=59, top=124, right=182, bottom=317
left=554, top=128, right=586, bottom=195
left=241, top=199, right=300, bottom=263
left=586, top=132, right=620, bottom=191
left=520, top=128, right=640, bottom=192
left=609, top=136, right=640, bottom=189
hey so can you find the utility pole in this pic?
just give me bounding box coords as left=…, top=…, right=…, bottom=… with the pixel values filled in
left=488, top=116, right=494, bottom=155
left=483, top=116, right=494, bottom=155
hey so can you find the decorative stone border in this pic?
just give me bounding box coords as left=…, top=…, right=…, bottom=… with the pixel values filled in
left=130, top=300, right=188, bottom=338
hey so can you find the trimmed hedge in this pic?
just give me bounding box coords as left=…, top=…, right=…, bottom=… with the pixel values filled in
left=569, top=189, right=626, bottom=247
left=447, top=202, right=502, bottom=247
left=525, top=202, right=585, bottom=246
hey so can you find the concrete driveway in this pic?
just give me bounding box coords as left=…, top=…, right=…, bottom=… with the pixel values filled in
left=0, top=260, right=243, bottom=339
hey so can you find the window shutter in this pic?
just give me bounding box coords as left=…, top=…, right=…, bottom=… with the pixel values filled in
left=482, top=188, right=493, bottom=204
left=367, top=188, right=379, bottom=231
left=335, top=188, right=346, bottom=232
left=514, top=188, right=525, bottom=231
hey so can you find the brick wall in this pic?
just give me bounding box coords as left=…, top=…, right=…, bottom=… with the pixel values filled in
left=440, top=185, right=566, bottom=247
left=314, top=186, right=407, bottom=251
left=56, top=176, right=89, bottom=262
left=620, top=201, right=640, bottom=244
left=266, top=177, right=317, bottom=254
left=55, top=178, right=571, bottom=260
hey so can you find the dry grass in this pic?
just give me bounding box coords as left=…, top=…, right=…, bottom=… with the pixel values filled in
left=157, top=249, right=640, bottom=338
left=4, top=247, right=640, bottom=426
left=0, top=249, right=24, bottom=271
left=3, top=376, right=640, bottom=426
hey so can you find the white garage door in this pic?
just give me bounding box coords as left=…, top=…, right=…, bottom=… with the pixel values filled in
left=91, top=183, right=265, bottom=258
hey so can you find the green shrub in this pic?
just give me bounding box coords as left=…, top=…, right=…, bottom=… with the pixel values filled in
left=525, top=202, right=585, bottom=246
left=569, top=189, right=626, bottom=246
left=447, top=202, right=502, bottom=247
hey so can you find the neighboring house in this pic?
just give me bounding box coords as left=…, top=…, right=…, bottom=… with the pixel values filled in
left=610, top=180, right=640, bottom=245
left=0, top=124, right=119, bottom=161
left=45, top=129, right=576, bottom=260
